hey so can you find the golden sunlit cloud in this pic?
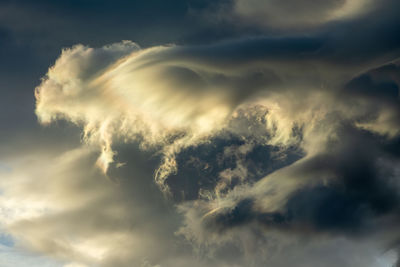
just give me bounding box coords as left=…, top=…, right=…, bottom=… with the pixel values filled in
left=30, top=38, right=400, bottom=267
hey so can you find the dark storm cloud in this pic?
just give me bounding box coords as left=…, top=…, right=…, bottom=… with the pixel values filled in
left=203, top=123, right=400, bottom=234
left=0, top=0, right=223, bottom=47
left=172, top=57, right=400, bottom=265
left=164, top=132, right=303, bottom=202
left=344, top=61, right=400, bottom=105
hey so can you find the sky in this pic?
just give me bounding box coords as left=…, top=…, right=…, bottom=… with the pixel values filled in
left=1, top=0, right=400, bottom=266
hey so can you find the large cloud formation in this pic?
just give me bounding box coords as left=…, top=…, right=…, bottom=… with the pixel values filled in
left=0, top=0, right=397, bottom=266
left=30, top=29, right=400, bottom=266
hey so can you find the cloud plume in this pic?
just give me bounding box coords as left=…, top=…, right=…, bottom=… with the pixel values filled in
left=31, top=30, right=400, bottom=266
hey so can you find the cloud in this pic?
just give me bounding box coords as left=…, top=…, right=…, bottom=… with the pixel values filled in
left=34, top=37, right=332, bottom=188
left=30, top=35, right=400, bottom=266
left=0, top=145, right=187, bottom=267
left=231, top=0, right=374, bottom=29
left=0, top=0, right=398, bottom=266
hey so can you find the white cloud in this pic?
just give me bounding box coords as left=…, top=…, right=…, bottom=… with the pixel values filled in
left=30, top=40, right=400, bottom=266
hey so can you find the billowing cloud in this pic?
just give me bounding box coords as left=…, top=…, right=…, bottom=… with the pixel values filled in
left=0, top=145, right=187, bottom=267
left=0, top=0, right=399, bottom=266
left=29, top=35, right=400, bottom=267
left=35, top=37, right=333, bottom=191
